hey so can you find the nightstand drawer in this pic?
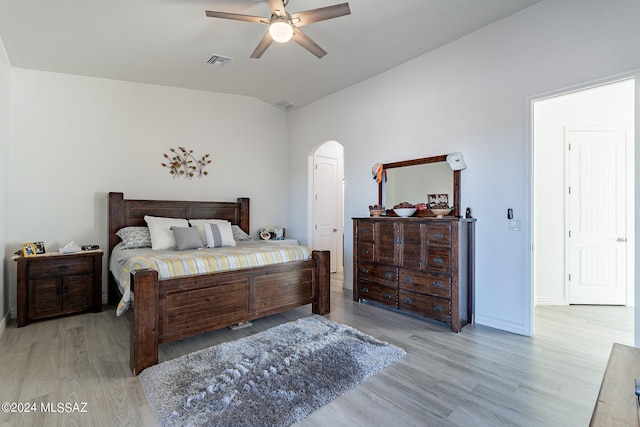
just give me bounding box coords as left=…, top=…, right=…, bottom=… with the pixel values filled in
left=28, top=257, right=93, bottom=278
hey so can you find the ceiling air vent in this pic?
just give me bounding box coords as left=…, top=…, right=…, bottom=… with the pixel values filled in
left=206, top=54, right=232, bottom=66
left=275, top=100, right=295, bottom=111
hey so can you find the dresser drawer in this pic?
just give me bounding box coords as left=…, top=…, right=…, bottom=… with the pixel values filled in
left=358, top=280, right=396, bottom=307
left=427, top=224, right=452, bottom=246
left=358, top=262, right=397, bottom=287
left=357, top=242, right=375, bottom=262
left=427, top=248, right=451, bottom=273
left=398, top=269, right=451, bottom=298
left=399, top=290, right=451, bottom=323
left=357, top=222, right=375, bottom=242
left=28, top=256, right=94, bottom=278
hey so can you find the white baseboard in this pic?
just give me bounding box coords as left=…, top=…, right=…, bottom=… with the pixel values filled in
left=535, top=297, right=567, bottom=306
left=474, top=313, right=529, bottom=336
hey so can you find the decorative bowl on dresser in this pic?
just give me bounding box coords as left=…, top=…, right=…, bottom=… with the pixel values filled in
left=14, top=250, right=103, bottom=327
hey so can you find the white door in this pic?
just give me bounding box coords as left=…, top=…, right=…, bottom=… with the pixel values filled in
left=567, top=127, right=627, bottom=304
left=314, top=154, right=339, bottom=272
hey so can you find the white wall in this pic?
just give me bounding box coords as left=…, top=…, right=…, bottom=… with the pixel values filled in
left=0, top=36, right=11, bottom=334
left=534, top=80, right=635, bottom=305
left=287, top=0, right=640, bottom=335
left=6, top=69, right=289, bottom=315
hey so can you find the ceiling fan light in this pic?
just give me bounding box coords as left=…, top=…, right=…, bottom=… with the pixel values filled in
left=269, top=20, right=294, bottom=43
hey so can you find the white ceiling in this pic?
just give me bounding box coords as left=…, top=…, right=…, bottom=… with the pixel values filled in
left=0, top=0, right=541, bottom=110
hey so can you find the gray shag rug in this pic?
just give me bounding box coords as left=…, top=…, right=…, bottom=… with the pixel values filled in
left=139, top=315, right=406, bottom=426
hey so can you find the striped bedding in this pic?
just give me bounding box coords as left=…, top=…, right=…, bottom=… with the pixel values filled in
left=110, top=240, right=312, bottom=316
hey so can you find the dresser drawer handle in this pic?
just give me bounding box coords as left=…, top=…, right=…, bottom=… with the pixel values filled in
left=433, top=281, right=443, bottom=288
left=57, top=265, right=69, bottom=272
left=433, top=257, right=444, bottom=264
left=384, top=293, right=392, bottom=300
left=362, top=287, right=369, bottom=293
left=63, top=285, right=69, bottom=294
left=404, top=298, right=413, bottom=305
left=434, top=232, right=444, bottom=239
left=363, top=229, right=370, bottom=234
left=384, top=272, right=393, bottom=279
left=362, top=268, right=369, bottom=274
left=363, top=249, right=370, bottom=254
left=434, top=305, right=444, bottom=312
left=404, top=276, right=413, bottom=283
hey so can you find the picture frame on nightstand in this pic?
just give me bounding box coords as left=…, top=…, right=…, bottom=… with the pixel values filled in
left=21, top=242, right=37, bottom=257
left=34, top=241, right=46, bottom=254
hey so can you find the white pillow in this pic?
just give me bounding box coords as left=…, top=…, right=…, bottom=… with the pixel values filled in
left=188, top=219, right=233, bottom=245
left=144, top=215, right=189, bottom=250
left=203, top=222, right=236, bottom=248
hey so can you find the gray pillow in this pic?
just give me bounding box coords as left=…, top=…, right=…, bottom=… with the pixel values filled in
left=231, top=225, right=253, bottom=241
left=170, top=226, right=204, bottom=250
left=116, top=226, right=152, bottom=249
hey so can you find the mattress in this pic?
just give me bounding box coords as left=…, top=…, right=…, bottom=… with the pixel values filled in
left=110, top=240, right=312, bottom=315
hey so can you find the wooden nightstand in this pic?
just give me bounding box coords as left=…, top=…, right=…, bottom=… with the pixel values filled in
left=14, top=250, right=103, bottom=327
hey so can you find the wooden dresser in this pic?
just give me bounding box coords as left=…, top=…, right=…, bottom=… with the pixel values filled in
left=353, top=217, right=475, bottom=332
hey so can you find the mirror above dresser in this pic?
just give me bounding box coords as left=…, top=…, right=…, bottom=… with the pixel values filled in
left=378, top=154, right=461, bottom=218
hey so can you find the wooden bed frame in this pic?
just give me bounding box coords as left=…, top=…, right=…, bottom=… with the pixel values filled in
left=108, top=192, right=330, bottom=375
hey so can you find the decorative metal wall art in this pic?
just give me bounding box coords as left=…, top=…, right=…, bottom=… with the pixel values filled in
left=162, top=147, right=211, bottom=179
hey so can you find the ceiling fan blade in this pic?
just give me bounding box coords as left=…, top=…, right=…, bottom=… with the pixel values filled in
left=267, top=0, right=286, bottom=17
left=290, top=3, right=351, bottom=26
left=292, top=28, right=327, bottom=58
left=250, top=31, right=274, bottom=59
left=205, top=10, right=266, bottom=24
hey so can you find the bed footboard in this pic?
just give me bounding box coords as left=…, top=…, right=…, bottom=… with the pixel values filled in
left=130, top=250, right=330, bottom=375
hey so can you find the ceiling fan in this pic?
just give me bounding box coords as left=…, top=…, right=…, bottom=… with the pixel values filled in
left=205, top=0, right=351, bottom=59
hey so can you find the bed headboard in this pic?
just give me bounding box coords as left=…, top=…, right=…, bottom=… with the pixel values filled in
left=108, top=192, right=250, bottom=257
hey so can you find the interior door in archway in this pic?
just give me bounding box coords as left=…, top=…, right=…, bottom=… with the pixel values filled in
left=313, top=154, right=339, bottom=273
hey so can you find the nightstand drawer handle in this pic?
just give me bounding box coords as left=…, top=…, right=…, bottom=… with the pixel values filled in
left=433, top=257, right=444, bottom=264
left=363, top=249, right=370, bottom=254
left=434, top=305, right=444, bottom=312
left=362, top=268, right=369, bottom=274
left=384, top=272, right=393, bottom=279
left=362, top=287, right=369, bottom=293
left=434, top=232, right=444, bottom=239
left=384, top=293, right=392, bottom=300
left=363, top=229, right=370, bottom=234
left=404, top=276, right=413, bottom=283
left=57, top=265, right=69, bottom=272
left=404, top=298, right=413, bottom=305
left=433, top=281, right=443, bottom=288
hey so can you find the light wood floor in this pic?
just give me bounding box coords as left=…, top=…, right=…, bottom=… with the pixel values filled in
left=0, top=274, right=633, bottom=427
